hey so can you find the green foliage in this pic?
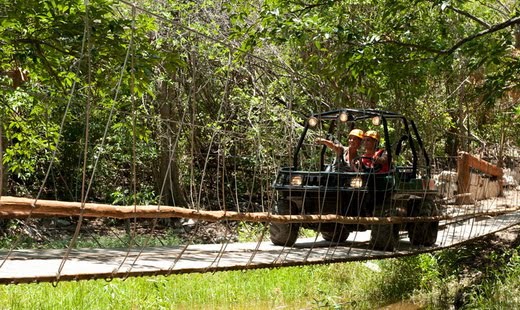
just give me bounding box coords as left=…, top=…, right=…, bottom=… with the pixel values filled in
left=465, top=250, right=520, bottom=309
left=0, top=0, right=517, bottom=202
left=1, top=92, right=59, bottom=180
left=0, top=262, right=381, bottom=309
left=0, top=0, right=179, bottom=201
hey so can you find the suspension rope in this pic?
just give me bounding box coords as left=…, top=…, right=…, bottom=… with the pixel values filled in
left=54, top=0, right=95, bottom=283
left=113, top=2, right=141, bottom=278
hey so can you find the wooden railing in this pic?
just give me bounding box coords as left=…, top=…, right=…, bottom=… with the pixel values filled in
left=456, top=151, right=503, bottom=204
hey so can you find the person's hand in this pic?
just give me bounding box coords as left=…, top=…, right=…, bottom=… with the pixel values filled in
left=315, top=137, right=326, bottom=144
left=351, top=156, right=381, bottom=173
left=373, top=151, right=388, bottom=165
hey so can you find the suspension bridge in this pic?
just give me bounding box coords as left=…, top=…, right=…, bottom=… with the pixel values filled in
left=0, top=184, right=518, bottom=284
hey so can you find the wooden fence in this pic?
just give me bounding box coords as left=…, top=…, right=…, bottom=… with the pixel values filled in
left=456, top=151, right=503, bottom=204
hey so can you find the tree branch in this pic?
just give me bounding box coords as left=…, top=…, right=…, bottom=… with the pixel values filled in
left=14, top=38, right=76, bottom=57
left=289, top=0, right=338, bottom=15
left=447, top=5, right=491, bottom=28
left=441, top=16, right=520, bottom=55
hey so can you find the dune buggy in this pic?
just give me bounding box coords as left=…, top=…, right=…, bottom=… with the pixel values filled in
left=270, top=109, right=440, bottom=251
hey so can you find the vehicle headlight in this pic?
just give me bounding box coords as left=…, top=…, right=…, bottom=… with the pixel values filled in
left=372, top=116, right=382, bottom=126
left=350, top=177, right=363, bottom=188
left=308, top=116, right=319, bottom=127
left=338, top=111, right=349, bottom=123
left=290, top=175, right=303, bottom=186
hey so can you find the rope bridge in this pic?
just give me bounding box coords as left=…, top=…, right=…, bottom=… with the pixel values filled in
left=0, top=1, right=519, bottom=285
left=0, top=183, right=519, bottom=284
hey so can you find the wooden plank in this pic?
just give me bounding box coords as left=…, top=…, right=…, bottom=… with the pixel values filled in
left=464, top=151, right=504, bottom=178
left=457, top=152, right=471, bottom=204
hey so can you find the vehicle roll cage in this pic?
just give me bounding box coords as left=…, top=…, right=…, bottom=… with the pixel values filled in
left=292, top=109, right=430, bottom=177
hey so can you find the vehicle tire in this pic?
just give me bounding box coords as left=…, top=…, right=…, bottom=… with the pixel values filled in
left=407, top=200, right=439, bottom=246
left=269, top=200, right=300, bottom=246
left=322, top=226, right=350, bottom=243
left=370, top=206, right=399, bottom=251
left=370, top=223, right=399, bottom=251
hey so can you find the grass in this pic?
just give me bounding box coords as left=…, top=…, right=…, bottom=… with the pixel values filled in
left=0, top=219, right=184, bottom=250
left=0, top=261, right=394, bottom=310
left=0, top=256, right=439, bottom=309
left=453, top=248, right=520, bottom=309
left=1, top=249, right=520, bottom=309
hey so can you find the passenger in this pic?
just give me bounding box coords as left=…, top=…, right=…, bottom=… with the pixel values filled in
left=361, top=130, right=389, bottom=173
left=315, top=129, right=364, bottom=170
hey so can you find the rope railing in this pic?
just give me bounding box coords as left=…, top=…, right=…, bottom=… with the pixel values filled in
left=0, top=196, right=518, bottom=224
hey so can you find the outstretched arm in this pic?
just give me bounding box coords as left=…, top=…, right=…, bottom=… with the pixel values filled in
left=315, top=138, right=344, bottom=155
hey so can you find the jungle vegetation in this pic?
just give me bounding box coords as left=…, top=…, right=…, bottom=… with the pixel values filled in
left=0, top=0, right=519, bottom=308
left=0, top=0, right=518, bottom=206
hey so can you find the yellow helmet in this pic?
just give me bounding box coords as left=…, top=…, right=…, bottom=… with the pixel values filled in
left=364, top=130, right=380, bottom=141
left=349, top=129, right=364, bottom=139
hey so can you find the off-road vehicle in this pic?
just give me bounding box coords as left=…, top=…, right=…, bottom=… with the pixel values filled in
left=270, top=109, right=440, bottom=251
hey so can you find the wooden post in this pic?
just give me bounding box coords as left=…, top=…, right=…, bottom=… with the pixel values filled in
left=457, top=152, right=471, bottom=204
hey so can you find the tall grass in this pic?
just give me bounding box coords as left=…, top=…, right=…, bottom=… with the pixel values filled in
left=457, top=249, right=520, bottom=309
left=0, top=261, right=394, bottom=310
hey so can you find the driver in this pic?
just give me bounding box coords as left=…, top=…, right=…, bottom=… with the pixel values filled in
left=361, top=130, right=389, bottom=173
left=315, top=129, right=364, bottom=170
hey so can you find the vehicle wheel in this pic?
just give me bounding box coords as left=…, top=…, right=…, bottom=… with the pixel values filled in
left=370, top=206, right=399, bottom=251
left=407, top=200, right=439, bottom=246
left=269, top=200, right=300, bottom=246
left=322, top=227, right=350, bottom=243
left=370, top=224, right=399, bottom=251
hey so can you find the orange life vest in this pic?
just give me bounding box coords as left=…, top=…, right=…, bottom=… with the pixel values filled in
left=362, top=149, right=389, bottom=173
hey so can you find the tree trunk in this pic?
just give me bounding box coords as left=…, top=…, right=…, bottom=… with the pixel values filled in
left=155, top=83, right=187, bottom=208
left=158, top=138, right=186, bottom=207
